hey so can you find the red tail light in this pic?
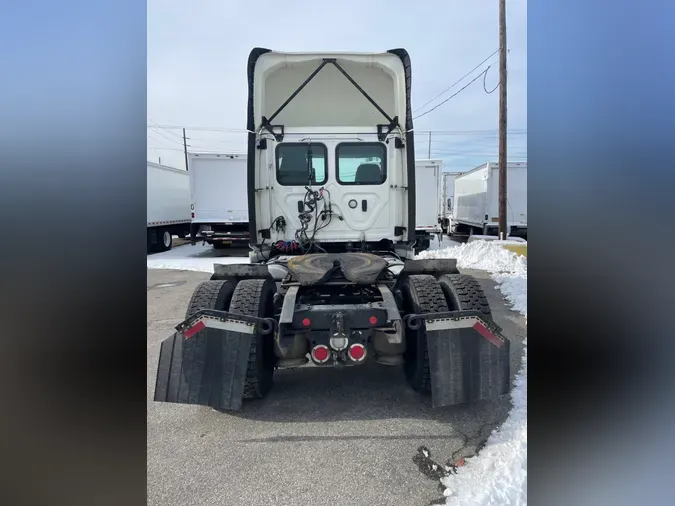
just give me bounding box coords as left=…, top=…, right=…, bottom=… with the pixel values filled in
left=348, top=343, right=366, bottom=362
left=311, top=345, right=330, bottom=364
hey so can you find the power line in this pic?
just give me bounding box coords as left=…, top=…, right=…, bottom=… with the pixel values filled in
left=150, top=124, right=525, bottom=137
left=186, top=137, right=248, bottom=145
left=413, top=49, right=499, bottom=114
left=413, top=66, right=495, bottom=121
left=417, top=128, right=526, bottom=134
left=147, top=146, right=186, bottom=152
left=418, top=140, right=526, bottom=148
left=147, top=146, right=247, bottom=155
left=147, top=132, right=183, bottom=150
left=431, top=150, right=527, bottom=156
left=148, top=124, right=249, bottom=133
left=147, top=127, right=184, bottom=147
left=483, top=66, right=500, bottom=94
left=148, top=118, right=185, bottom=140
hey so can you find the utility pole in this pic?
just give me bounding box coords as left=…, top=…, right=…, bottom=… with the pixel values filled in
left=427, top=131, right=432, bottom=158
left=183, top=128, right=189, bottom=171
left=498, top=0, right=508, bottom=240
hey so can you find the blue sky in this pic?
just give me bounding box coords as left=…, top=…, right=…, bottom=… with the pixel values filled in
left=147, top=0, right=527, bottom=172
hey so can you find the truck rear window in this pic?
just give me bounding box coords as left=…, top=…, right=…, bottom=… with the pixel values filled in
left=336, top=143, right=387, bottom=185
left=276, top=143, right=327, bottom=186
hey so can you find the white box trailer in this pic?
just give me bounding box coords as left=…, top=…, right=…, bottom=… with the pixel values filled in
left=414, top=159, right=443, bottom=251
left=440, top=171, right=463, bottom=234
left=188, top=153, right=249, bottom=248
left=451, top=161, right=527, bottom=238
left=147, top=161, right=191, bottom=253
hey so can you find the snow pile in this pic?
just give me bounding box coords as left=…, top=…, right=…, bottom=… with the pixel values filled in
left=467, top=235, right=527, bottom=245
left=418, top=240, right=527, bottom=505
left=147, top=243, right=250, bottom=273
left=418, top=240, right=527, bottom=316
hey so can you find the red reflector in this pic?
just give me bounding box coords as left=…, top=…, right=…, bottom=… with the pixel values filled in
left=348, top=344, right=365, bottom=361
left=302, top=318, right=311, bottom=327
left=312, top=346, right=329, bottom=362
left=183, top=320, right=205, bottom=339
left=191, top=212, right=195, bottom=218
left=473, top=321, right=504, bottom=348
left=369, top=316, right=378, bottom=325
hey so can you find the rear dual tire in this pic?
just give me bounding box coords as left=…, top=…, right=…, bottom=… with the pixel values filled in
left=401, top=275, right=449, bottom=393
left=401, top=273, right=493, bottom=395
left=188, top=278, right=276, bottom=401
left=228, top=279, right=277, bottom=399
left=169, top=279, right=276, bottom=408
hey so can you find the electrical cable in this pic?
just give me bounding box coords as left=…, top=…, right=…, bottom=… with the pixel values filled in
left=413, top=69, right=491, bottom=121
left=483, top=66, right=500, bottom=94
left=413, top=49, right=499, bottom=114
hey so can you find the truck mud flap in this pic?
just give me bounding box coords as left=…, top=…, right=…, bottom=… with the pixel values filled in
left=153, top=310, right=275, bottom=411
left=405, top=311, right=511, bottom=408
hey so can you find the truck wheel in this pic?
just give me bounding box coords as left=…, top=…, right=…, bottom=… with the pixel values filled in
left=228, top=278, right=277, bottom=399
left=437, top=274, right=492, bottom=321
left=154, top=281, right=235, bottom=408
left=159, top=229, right=172, bottom=251
left=185, top=280, right=236, bottom=318
left=435, top=274, right=504, bottom=404
left=401, top=274, right=449, bottom=393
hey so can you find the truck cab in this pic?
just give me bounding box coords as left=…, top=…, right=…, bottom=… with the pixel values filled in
left=246, top=49, right=417, bottom=260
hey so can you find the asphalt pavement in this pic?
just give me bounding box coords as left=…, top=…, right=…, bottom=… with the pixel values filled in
left=147, top=260, right=526, bottom=506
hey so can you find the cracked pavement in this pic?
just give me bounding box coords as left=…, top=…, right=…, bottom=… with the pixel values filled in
left=147, top=267, right=526, bottom=506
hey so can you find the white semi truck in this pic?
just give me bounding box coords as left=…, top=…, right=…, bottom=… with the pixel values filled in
left=414, top=159, right=443, bottom=252
left=188, top=153, right=249, bottom=248
left=146, top=161, right=191, bottom=253
left=451, top=161, right=527, bottom=238
left=154, top=48, right=511, bottom=412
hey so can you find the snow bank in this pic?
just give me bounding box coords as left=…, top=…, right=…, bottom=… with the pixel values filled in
left=418, top=241, right=527, bottom=505
left=467, top=235, right=527, bottom=245
left=147, top=243, right=250, bottom=273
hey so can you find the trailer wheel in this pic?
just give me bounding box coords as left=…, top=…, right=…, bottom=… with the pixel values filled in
left=228, top=278, right=277, bottom=399
left=437, top=274, right=492, bottom=321
left=401, top=274, right=449, bottom=394
left=159, top=229, right=172, bottom=251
